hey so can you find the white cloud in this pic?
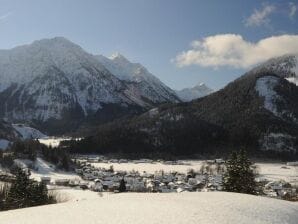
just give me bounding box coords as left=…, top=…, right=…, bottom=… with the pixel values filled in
left=0, top=12, right=12, bottom=21
left=289, top=2, right=297, bottom=19
left=174, top=34, right=298, bottom=69
left=244, top=4, right=275, bottom=27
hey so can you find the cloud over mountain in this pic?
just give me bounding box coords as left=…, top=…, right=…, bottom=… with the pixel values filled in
left=174, top=34, right=298, bottom=69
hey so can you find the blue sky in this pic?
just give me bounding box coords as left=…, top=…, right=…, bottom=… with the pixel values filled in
left=0, top=0, right=297, bottom=90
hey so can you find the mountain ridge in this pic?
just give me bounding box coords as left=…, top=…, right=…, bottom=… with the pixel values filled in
left=0, top=37, right=179, bottom=134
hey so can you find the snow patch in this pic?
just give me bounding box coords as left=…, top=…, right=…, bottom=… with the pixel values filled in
left=255, top=76, right=281, bottom=116
left=148, top=108, right=159, bottom=117
left=286, top=77, right=298, bottom=86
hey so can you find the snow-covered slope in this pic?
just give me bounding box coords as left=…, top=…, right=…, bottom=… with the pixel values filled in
left=96, top=53, right=180, bottom=104
left=175, top=83, right=213, bottom=102
left=0, top=37, right=179, bottom=134
left=255, top=76, right=281, bottom=117
left=12, top=124, right=47, bottom=139
left=0, top=191, right=297, bottom=224
left=14, top=157, right=81, bottom=182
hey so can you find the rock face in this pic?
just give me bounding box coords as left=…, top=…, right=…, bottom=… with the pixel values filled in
left=0, top=37, right=179, bottom=134
left=75, top=55, right=298, bottom=157
left=175, top=83, right=213, bottom=102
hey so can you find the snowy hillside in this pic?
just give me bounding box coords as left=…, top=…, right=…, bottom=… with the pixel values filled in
left=12, top=124, right=47, bottom=139
left=175, top=83, right=213, bottom=102
left=96, top=53, right=180, bottom=104
left=0, top=191, right=297, bottom=224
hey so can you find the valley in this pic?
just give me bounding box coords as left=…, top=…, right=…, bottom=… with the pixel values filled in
left=0, top=2, right=298, bottom=222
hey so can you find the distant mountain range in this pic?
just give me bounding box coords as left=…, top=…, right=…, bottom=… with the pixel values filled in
left=0, top=37, right=182, bottom=134
left=2, top=37, right=296, bottom=158
left=71, top=54, right=298, bottom=158
left=175, top=83, right=213, bottom=102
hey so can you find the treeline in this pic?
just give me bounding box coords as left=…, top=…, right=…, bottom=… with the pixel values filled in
left=10, top=140, right=45, bottom=160
left=66, top=114, right=230, bottom=157
left=41, top=146, right=71, bottom=171
left=0, top=167, right=56, bottom=211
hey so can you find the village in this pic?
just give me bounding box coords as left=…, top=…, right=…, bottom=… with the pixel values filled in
left=31, top=156, right=297, bottom=201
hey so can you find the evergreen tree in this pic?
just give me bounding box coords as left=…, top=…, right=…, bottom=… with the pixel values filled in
left=4, top=167, right=55, bottom=210
left=119, top=178, right=126, bottom=192
left=61, top=154, right=70, bottom=171
left=223, top=149, right=256, bottom=195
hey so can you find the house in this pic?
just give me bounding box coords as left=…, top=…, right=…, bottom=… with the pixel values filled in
left=101, top=180, right=114, bottom=191
left=89, top=179, right=103, bottom=192
left=40, top=176, right=51, bottom=185
left=119, top=159, right=128, bottom=163
left=55, top=179, right=70, bottom=186
left=69, top=179, right=80, bottom=187
left=215, top=159, right=225, bottom=164
left=130, top=180, right=146, bottom=192
left=176, top=187, right=185, bottom=193
left=286, top=161, right=298, bottom=166
left=79, top=182, right=89, bottom=190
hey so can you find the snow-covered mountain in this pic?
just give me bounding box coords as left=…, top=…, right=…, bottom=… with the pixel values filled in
left=0, top=37, right=179, bottom=134
left=175, top=83, right=213, bottom=102
left=96, top=53, right=180, bottom=104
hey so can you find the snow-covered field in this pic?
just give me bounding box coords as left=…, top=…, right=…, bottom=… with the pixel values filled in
left=0, top=190, right=297, bottom=224
left=256, top=162, right=298, bottom=185
left=91, top=160, right=203, bottom=173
